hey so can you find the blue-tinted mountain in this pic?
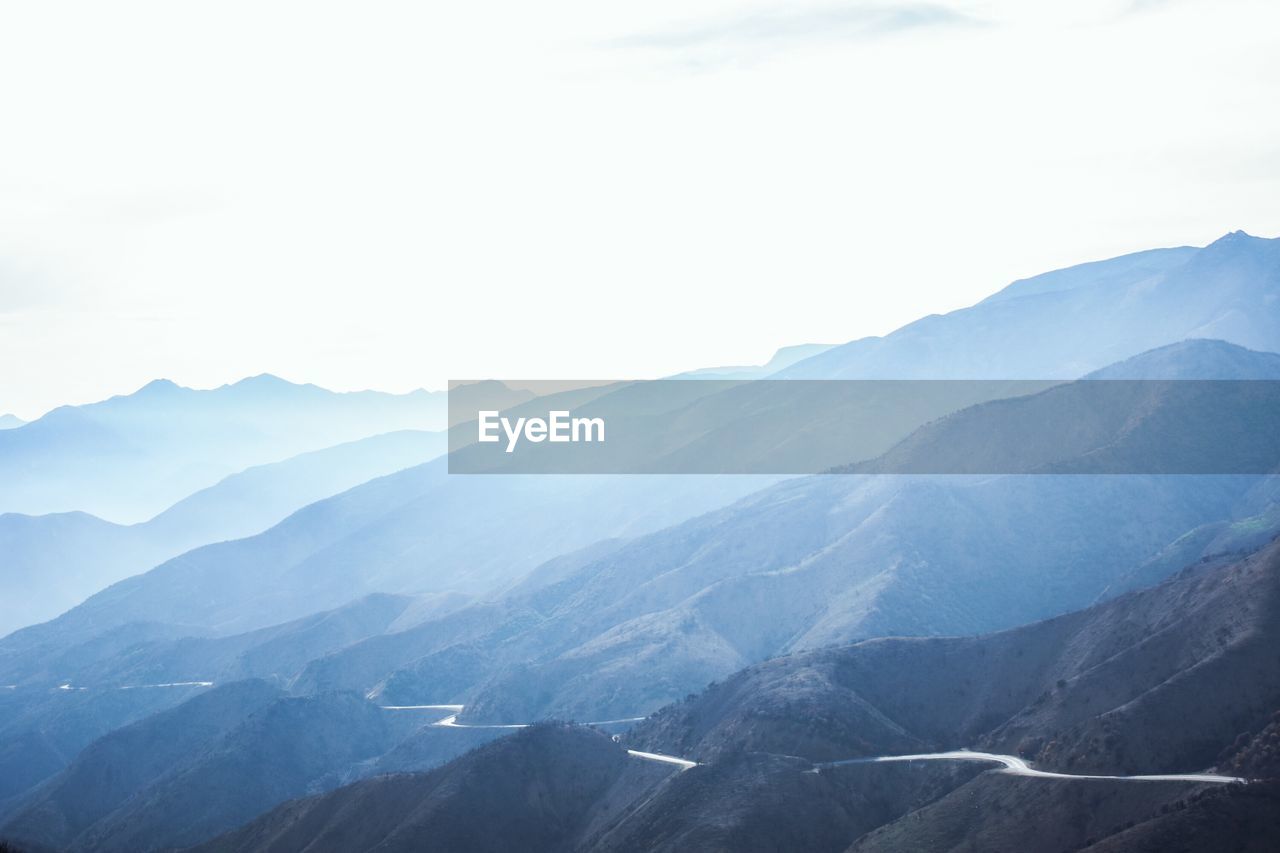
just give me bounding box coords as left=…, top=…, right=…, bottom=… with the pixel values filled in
left=619, top=539, right=1280, bottom=852
left=779, top=232, right=1280, bottom=379
left=0, top=429, right=445, bottom=637
left=0, top=376, right=528, bottom=521
left=0, top=595, right=424, bottom=813
left=0, top=459, right=774, bottom=666
left=671, top=343, right=836, bottom=379
left=0, top=415, right=23, bottom=431
left=180, top=539, right=1280, bottom=853
left=193, top=724, right=676, bottom=853
left=1084, top=338, right=1280, bottom=379
left=0, top=680, right=284, bottom=849
left=378, top=342, right=1280, bottom=723
left=3, top=689, right=423, bottom=852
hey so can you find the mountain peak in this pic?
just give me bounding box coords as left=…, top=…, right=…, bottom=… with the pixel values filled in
left=1207, top=229, right=1256, bottom=247
left=1085, top=338, right=1280, bottom=379
left=221, top=374, right=321, bottom=396
left=136, top=378, right=181, bottom=395
left=231, top=373, right=293, bottom=388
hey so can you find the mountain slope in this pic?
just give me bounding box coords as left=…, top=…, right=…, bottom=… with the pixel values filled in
left=0, top=430, right=445, bottom=637
left=51, top=692, right=418, bottom=853
left=0, top=375, right=526, bottom=521
left=453, top=472, right=1251, bottom=724
left=0, top=457, right=774, bottom=691
left=194, top=724, right=674, bottom=853
left=629, top=537, right=1280, bottom=774
left=0, top=680, right=283, bottom=849
left=0, top=594, right=429, bottom=811
left=1085, top=338, right=1280, bottom=380
left=193, top=539, right=1280, bottom=853
left=780, top=232, right=1280, bottom=380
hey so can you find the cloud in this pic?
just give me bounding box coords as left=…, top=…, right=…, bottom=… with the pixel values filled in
left=605, top=2, right=982, bottom=56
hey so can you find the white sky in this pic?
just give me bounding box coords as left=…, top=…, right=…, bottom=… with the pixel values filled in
left=1, top=0, right=1278, bottom=419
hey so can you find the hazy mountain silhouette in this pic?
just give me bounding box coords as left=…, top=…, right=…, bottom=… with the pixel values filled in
left=354, top=341, right=1280, bottom=725
left=0, top=376, right=528, bottom=521
left=779, top=232, right=1280, bottom=379
left=0, top=461, right=774, bottom=670
left=3, top=236, right=1280, bottom=851
left=1085, top=338, right=1280, bottom=379
left=671, top=343, right=836, bottom=379
left=0, top=430, right=445, bottom=636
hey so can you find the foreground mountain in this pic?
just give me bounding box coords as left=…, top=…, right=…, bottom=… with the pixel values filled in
left=0, top=680, right=284, bottom=848
left=629, top=537, right=1280, bottom=773
left=195, top=724, right=677, bottom=853
left=0, top=375, right=528, bottom=521
left=779, top=232, right=1280, bottom=380
left=180, top=539, right=1280, bottom=852
left=1074, top=782, right=1280, bottom=853
left=0, top=594, right=422, bottom=813
left=2, top=688, right=426, bottom=852
left=0, top=429, right=445, bottom=636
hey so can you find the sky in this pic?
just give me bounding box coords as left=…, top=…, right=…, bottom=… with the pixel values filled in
left=1, top=0, right=1278, bottom=420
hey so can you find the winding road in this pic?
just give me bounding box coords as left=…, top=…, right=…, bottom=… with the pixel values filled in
left=813, top=750, right=1246, bottom=784
left=382, top=703, right=1247, bottom=783
left=379, top=703, right=696, bottom=769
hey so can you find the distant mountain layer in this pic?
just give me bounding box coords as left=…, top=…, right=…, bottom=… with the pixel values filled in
left=12, top=345, right=1273, bottom=737
left=0, top=429, right=446, bottom=637
left=0, top=461, right=776, bottom=659
left=0, top=375, right=530, bottom=521
left=0, top=414, right=24, bottom=430
left=672, top=343, right=836, bottom=379
left=779, top=232, right=1280, bottom=379
left=1085, top=338, right=1280, bottom=379
left=349, top=342, right=1280, bottom=725
left=2, top=235, right=1280, bottom=852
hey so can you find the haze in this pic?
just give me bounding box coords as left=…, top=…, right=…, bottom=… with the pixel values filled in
left=2, top=0, right=1278, bottom=419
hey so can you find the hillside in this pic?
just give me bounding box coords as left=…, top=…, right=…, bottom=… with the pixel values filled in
left=3, top=691, right=424, bottom=852
left=0, top=595, right=423, bottom=809
left=0, top=462, right=771, bottom=656
left=628, top=538, right=1280, bottom=775
left=0, top=376, right=529, bottom=521
left=195, top=724, right=675, bottom=853
left=0, top=429, right=445, bottom=637
left=780, top=232, right=1280, bottom=380
left=451, top=472, right=1253, bottom=724
left=183, top=540, right=1280, bottom=853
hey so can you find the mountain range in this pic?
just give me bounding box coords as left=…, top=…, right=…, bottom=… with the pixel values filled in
left=777, top=231, right=1280, bottom=379
left=170, top=537, right=1280, bottom=852
left=2, top=231, right=1280, bottom=851
left=0, top=376, right=529, bottom=522
left=0, top=429, right=446, bottom=636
